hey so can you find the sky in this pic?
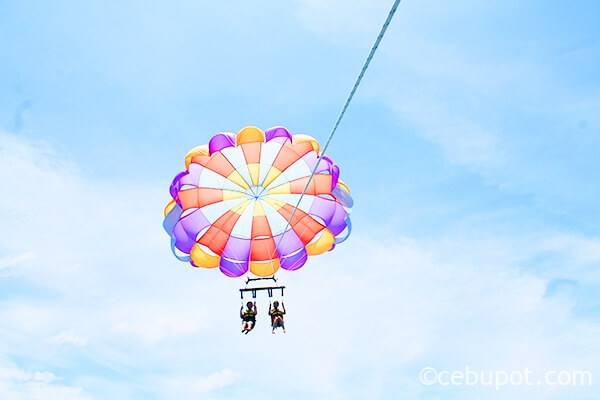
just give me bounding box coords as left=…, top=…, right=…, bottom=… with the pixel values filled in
left=0, top=0, right=599, bottom=399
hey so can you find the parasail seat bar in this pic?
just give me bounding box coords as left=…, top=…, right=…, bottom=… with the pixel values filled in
left=245, top=276, right=277, bottom=284
left=240, top=286, right=285, bottom=299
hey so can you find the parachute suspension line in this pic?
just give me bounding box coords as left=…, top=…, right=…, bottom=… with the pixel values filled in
left=271, top=0, right=402, bottom=278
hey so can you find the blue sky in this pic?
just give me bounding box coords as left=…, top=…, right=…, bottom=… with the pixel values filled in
left=1, top=0, right=599, bottom=399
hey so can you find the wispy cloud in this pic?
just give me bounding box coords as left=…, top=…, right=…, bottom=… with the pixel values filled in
left=0, top=253, right=36, bottom=271
left=46, top=331, right=88, bottom=347
left=0, top=365, right=90, bottom=400
left=161, top=369, right=237, bottom=394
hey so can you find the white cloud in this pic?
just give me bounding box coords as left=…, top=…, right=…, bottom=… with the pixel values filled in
left=392, top=98, right=505, bottom=168
left=0, top=366, right=89, bottom=400
left=0, top=253, right=36, bottom=271
left=112, top=307, right=209, bottom=344
left=155, top=369, right=237, bottom=400
left=32, top=371, right=58, bottom=383
left=0, top=367, right=30, bottom=381
left=194, top=369, right=237, bottom=392
left=46, top=331, right=88, bottom=347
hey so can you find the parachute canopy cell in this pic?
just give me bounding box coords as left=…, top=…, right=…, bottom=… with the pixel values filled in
left=163, top=126, right=353, bottom=278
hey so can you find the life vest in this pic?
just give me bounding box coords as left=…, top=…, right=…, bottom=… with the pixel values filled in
left=243, top=309, right=256, bottom=318
left=271, top=308, right=283, bottom=317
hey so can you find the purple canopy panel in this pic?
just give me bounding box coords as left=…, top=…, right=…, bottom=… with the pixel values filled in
left=209, top=132, right=236, bottom=154
left=302, top=152, right=319, bottom=171
left=180, top=209, right=211, bottom=239
left=222, top=236, right=251, bottom=262
left=315, top=155, right=331, bottom=174
left=328, top=203, right=349, bottom=236
left=173, top=222, right=196, bottom=254
left=163, top=203, right=183, bottom=234
left=334, top=216, right=352, bottom=244
left=170, top=170, right=188, bottom=200
left=273, top=229, right=304, bottom=257
left=265, top=126, right=292, bottom=143
left=309, top=196, right=337, bottom=226
left=179, top=163, right=203, bottom=186
left=323, top=158, right=340, bottom=189
left=219, top=258, right=249, bottom=277
left=280, top=248, right=308, bottom=271
left=332, top=185, right=353, bottom=208
left=317, top=155, right=339, bottom=189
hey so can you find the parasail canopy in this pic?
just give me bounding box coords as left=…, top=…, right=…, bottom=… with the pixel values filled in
left=164, top=126, right=352, bottom=278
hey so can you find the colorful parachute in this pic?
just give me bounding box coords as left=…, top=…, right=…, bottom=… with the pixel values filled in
left=163, top=126, right=353, bottom=278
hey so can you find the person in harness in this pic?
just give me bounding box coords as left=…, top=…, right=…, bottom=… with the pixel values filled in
left=269, top=300, right=286, bottom=334
left=240, top=301, right=257, bottom=334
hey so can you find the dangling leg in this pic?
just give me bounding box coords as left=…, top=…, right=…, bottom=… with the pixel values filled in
left=272, top=317, right=284, bottom=333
